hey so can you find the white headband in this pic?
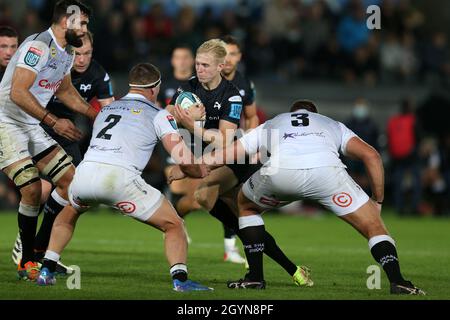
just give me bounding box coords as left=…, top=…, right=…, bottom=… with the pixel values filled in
left=129, top=78, right=161, bottom=88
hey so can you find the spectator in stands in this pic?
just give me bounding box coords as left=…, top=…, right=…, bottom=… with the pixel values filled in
left=419, top=137, right=446, bottom=215
left=387, top=98, right=422, bottom=215
left=345, top=98, right=380, bottom=194
left=421, top=31, right=450, bottom=85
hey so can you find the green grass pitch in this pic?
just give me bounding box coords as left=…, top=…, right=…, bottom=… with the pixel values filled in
left=0, top=209, right=449, bottom=300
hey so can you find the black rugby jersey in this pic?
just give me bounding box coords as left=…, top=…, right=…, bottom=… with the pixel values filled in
left=170, top=75, right=243, bottom=130
left=158, top=74, right=191, bottom=107
left=229, top=70, right=255, bottom=108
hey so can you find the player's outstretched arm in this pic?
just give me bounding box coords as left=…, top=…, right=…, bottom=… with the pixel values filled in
left=55, top=74, right=98, bottom=121
left=345, top=136, right=384, bottom=204
left=10, top=67, right=82, bottom=141
left=161, top=132, right=209, bottom=179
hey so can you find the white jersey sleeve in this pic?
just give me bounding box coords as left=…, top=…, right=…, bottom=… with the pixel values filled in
left=239, top=123, right=265, bottom=155
left=337, top=122, right=358, bottom=156
left=16, top=41, right=50, bottom=74
left=153, top=109, right=179, bottom=140
left=64, top=54, right=75, bottom=75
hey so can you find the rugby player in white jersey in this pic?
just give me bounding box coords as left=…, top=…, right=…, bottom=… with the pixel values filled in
left=37, top=63, right=213, bottom=292
left=174, top=100, right=425, bottom=294
left=0, top=0, right=97, bottom=281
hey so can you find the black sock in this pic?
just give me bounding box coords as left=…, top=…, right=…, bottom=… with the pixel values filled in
left=208, top=199, right=296, bottom=275
left=34, top=192, right=65, bottom=254
left=263, top=232, right=297, bottom=276
left=41, top=258, right=57, bottom=273
left=18, top=213, right=38, bottom=267
left=239, top=225, right=265, bottom=281
left=371, top=240, right=406, bottom=284
left=170, top=263, right=188, bottom=282
left=223, top=224, right=236, bottom=239
left=210, top=199, right=238, bottom=238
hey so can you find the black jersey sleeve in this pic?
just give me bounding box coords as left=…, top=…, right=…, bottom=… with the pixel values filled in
left=220, top=86, right=243, bottom=125
left=92, top=61, right=114, bottom=100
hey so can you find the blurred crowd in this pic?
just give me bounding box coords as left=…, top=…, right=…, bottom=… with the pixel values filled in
left=0, top=0, right=449, bottom=85
left=1, top=0, right=450, bottom=215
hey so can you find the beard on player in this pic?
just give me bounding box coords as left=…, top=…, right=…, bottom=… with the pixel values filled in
left=65, top=29, right=84, bottom=48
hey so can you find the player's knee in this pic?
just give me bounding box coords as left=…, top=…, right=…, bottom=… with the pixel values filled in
left=164, top=214, right=185, bottom=233
left=41, top=148, right=74, bottom=187
left=7, top=160, right=41, bottom=202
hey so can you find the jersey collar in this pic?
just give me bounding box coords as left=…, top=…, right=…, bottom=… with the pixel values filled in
left=124, top=93, right=148, bottom=100
left=48, top=27, right=65, bottom=52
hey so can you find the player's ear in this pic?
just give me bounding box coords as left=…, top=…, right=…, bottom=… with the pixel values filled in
left=60, top=16, right=69, bottom=31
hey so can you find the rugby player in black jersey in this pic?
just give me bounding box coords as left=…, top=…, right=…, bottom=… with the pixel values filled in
left=168, top=40, right=305, bottom=284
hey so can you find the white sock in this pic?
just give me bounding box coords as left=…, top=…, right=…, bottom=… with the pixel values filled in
left=224, top=237, right=237, bottom=252
left=44, top=250, right=60, bottom=262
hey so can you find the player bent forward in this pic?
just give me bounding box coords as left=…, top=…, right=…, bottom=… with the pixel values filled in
left=37, top=63, right=213, bottom=292
left=202, top=100, right=425, bottom=294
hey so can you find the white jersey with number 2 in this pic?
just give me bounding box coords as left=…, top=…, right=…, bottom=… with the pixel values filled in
left=83, top=93, right=178, bottom=174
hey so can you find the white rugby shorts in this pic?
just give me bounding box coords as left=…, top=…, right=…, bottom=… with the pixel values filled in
left=69, top=161, right=164, bottom=221
left=242, top=166, right=369, bottom=216
left=0, top=121, right=56, bottom=169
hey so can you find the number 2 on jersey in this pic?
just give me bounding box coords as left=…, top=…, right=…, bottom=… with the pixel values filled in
left=291, top=113, right=309, bottom=127
left=96, top=114, right=122, bottom=140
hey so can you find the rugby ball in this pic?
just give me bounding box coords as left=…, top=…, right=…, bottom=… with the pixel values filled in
left=175, top=91, right=202, bottom=109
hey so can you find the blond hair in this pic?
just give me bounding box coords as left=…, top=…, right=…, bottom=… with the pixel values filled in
left=196, top=39, right=227, bottom=64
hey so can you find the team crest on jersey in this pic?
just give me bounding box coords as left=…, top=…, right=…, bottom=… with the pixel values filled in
left=131, top=108, right=142, bottom=115
left=80, top=84, right=92, bottom=92
left=167, top=115, right=178, bottom=130
left=24, top=47, right=43, bottom=67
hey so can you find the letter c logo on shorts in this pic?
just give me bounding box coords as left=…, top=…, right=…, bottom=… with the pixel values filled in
left=116, top=201, right=136, bottom=214
left=332, top=192, right=353, bottom=207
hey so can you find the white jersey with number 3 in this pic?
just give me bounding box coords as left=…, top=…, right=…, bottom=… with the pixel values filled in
left=83, top=93, right=178, bottom=174
left=239, top=111, right=357, bottom=169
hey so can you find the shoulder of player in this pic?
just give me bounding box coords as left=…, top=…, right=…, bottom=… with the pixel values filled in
left=223, top=79, right=243, bottom=103
left=20, top=35, right=51, bottom=55
left=186, top=75, right=200, bottom=89
left=87, top=59, right=111, bottom=81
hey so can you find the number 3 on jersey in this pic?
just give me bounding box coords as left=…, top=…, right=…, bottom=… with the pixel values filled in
left=96, top=114, right=122, bottom=140
left=291, top=113, right=309, bottom=127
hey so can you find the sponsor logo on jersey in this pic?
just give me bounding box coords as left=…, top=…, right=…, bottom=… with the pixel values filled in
left=229, top=103, right=242, bottom=120
left=167, top=115, right=178, bottom=130
left=80, top=84, right=92, bottom=92
left=24, top=47, right=43, bottom=67
left=332, top=192, right=353, bottom=207
left=116, top=201, right=136, bottom=214
left=48, top=61, right=58, bottom=70
left=239, top=89, right=246, bottom=96
left=38, top=79, right=63, bottom=92
left=50, top=47, right=57, bottom=58
left=283, top=133, right=296, bottom=140
left=228, top=95, right=242, bottom=102
left=214, top=102, right=222, bottom=110
left=131, top=108, right=142, bottom=115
